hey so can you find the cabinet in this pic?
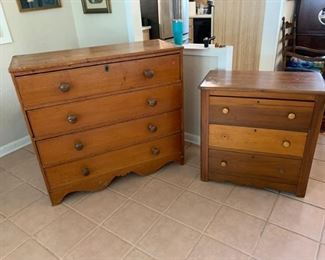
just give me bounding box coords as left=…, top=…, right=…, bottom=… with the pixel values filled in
left=200, top=71, right=325, bottom=196
left=9, top=40, right=184, bottom=205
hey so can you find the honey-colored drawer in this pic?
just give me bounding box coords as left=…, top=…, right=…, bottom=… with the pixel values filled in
left=209, top=124, right=307, bottom=157
left=209, top=96, right=314, bottom=131
left=209, top=149, right=301, bottom=184
left=16, top=54, right=180, bottom=108
left=45, top=134, right=181, bottom=190
left=37, top=110, right=181, bottom=167
left=28, top=84, right=182, bottom=139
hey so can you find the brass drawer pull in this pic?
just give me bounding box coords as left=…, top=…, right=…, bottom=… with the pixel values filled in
left=74, top=142, right=84, bottom=151
left=67, top=114, right=78, bottom=124
left=282, top=140, right=291, bottom=148
left=151, top=147, right=160, bottom=155
left=148, top=124, right=158, bottom=133
left=58, top=83, right=70, bottom=93
left=81, top=167, right=90, bottom=176
left=288, top=113, right=296, bottom=120
left=220, top=160, right=228, bottom=167
left=144, top=69, right=154, bottom=79
left=104, top=64, right=109, bottom=72
left=222, top=107, right=230, bottom=114
left=147, top=98, right=158, bottom=107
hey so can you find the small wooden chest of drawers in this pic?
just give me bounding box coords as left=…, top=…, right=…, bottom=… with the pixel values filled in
left=200, top=71, right=325, bottom=196
left=9, top=40, right=184, bottom=205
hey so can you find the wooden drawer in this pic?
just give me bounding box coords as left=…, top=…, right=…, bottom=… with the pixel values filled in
left=209, top=149, right=301, bottom=184
left=209, top=96, right=314, bottom=131
left=16, top=54, right=180, bottom=108
left=28, top=84, right=182, bottom=138
left=45, top=134, right=181, bottom=190
left=37, top=111, right=181, bottom=167
left=209, top=124, right=307, bottom=157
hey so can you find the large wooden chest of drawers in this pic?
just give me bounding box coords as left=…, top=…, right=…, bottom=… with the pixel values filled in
left=9, top=40, right=184, bottom=205
left=200, top=71, right=325, bottom=196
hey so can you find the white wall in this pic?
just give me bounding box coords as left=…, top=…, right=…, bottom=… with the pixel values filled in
left=0, top=0, right=79, bottom=151
left=70, top=0, right=130, bottom=47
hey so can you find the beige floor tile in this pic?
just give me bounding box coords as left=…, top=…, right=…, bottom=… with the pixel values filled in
left=188, top=175, right=234, bottom=203
left=166, top=191, right=220, bottom=231
left=72, top=189, right=126, bottom=223
left=124, top=248, right=154, bottom=260
left=133, top=179, right=182, bottom=212
left=318, top=134, right=325, bottom=145
left=138, top=216, right=200, bottom=259
left=35, top=210, right=95, bottom=257
left=6, top=156, right=48, bottom=193
left=311, top=160, right=325, bottom=183
left=109, top=173, right=152, bottom=197
left=10, top=195, right=68, bottom=235
left=104, top=201, right=159, bottom=243
left=315, top=144, right=325, bottom=161
left=63, top=192, right=90, bottom=206
left=23, top=144, right=35, bottom=153
left=270, top=196, right=324, bottom=241
left=206, top=206, right=265, bottom=254
left=64, top=228, right=131, bottom=260
left=4, top=239, right=58, bottom=260
left=225, top=186, right=278, bottom=220
left=185, top=141, right=192, bottom=149
left=155, top=163, right=199, bottom=188
left=0, top=169, right=22, bottom=194
left=254, top=224, right=318, bottom=260
left=188, top=235, right=250, bottom=260
left=0, top=183, right=43, bottom=217
left=285, top=179, right=325, bottom=209
left=318, top=244, right=325, bottom=260
left=0, top=214, right=5, bottom=223
left=0, top=221, right=28, bottom=258
left=185, top=145, right=200, bottom=168
left=0, top=149, right=35, bottom=171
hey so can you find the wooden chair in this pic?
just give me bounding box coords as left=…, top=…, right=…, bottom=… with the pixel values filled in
left=281, top=16, right=325, bottom=76
left=281, top=16, right=325, bottom=132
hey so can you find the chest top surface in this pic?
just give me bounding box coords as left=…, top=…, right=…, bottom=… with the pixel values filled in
left=9, top=39, right=182, bottom=75
left=200, top=71, right=325, bottom=95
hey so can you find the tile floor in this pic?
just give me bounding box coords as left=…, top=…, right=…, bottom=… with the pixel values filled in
left=0, top=134, right=325, bottom=260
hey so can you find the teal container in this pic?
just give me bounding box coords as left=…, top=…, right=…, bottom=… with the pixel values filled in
left=172, top=19, right=183, bottom=45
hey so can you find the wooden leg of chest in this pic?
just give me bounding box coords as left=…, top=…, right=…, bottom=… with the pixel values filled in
left=201, top=90, right=209, bottom=181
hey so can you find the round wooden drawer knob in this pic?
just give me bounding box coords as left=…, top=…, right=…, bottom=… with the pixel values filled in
left=288, top=113, right=296, bottom=120
left=147, top=98, right=158, bottom=107
left=81, top=167, right=90, bottom=176
left=222, top=107, right=230, bottom=114
left=58, top=83, right=70, bottom=93
left=220, top=160, right=228, bottom=167
left=151, top=147, right=160, bottom=156
left=67, top=114, right=78, bottom=124
left=148, top=124, right=158, bottom=133
left=282, top=140, right=291, bottom=148
left=74, top=142, right=84, bottom=151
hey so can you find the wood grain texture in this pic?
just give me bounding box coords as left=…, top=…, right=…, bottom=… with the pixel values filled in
left=209, top=96, right=314, bottom=131
left=28, top=84, right=182, bottom=139
left=209, top=149, right=301, bottom=184
left=16, top=54, right=180, bottom=108
left=9, top=40, right=182, bottom=75
left=45, top=134, right=181, bottom=190
left=209, top=124, right=307, bottom=157
left=214, top=0, right=265, bottom=70
left=37, top=111, right=181, bottom=167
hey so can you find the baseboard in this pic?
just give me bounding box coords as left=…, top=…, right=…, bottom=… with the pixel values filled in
left=185, top=132, right=200, bottom=145
left=0, top=136, right=31, bottom=158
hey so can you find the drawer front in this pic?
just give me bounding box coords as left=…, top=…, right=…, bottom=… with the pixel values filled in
left=209, top=149, right=301, bottom=184
left=45, top=134, right=181, bottom=189
left=209, top=124, right=307, bottom=157
left=209, top=96, right=314, bottom=131
left=16, top=54, right=180, bottom=108
left=28, top=84, right=182, bottom=138
left=37, top=110, right=181, bottom=167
